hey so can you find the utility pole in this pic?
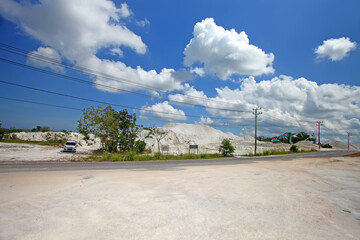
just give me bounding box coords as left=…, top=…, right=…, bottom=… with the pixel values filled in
left=316, top=121, right=323, bottom=150
left=347, top=132, right=352, bottom=151
left=252, top=107, right=262, bottom=154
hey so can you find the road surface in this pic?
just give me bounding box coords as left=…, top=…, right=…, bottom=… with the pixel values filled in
left=0, top=150, right=352, bottom=173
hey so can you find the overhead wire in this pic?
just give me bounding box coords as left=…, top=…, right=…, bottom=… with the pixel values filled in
left=0, top=43, right=252, bottom=111
left=0, top=96, right=82, bottom=111
left=0, top=57, right=251, bottom=113
left=0, top=80, right=249, bottom=121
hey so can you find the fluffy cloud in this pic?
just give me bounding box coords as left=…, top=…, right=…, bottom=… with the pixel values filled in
left=0, top=0, right=186, bottom=92
left=190, top=67, right=205, bottom=77
left=140, top=101, right=187, bottom=121
left=198, top=116, right=214, bottom=125
left=27, top=47, right=64, bottom=72
left=315, top=37, right=357, bottom=61
left=184, top=18, right=274, bottom=80
left=169, top=76, right=360, bottom=137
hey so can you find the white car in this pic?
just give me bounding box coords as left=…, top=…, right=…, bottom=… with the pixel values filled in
left=63, top=141, right=77, bottom=152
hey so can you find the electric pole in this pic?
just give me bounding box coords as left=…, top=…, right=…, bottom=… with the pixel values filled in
left=347, top=132, right=352, bottom=151
left=316, top=121, right=323, bottom=149
left=252, top=107, right=262, bottom=154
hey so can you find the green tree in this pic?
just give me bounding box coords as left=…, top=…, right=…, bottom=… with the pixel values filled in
left=116, top=109, right=139, bottom=152
left=219, top=138, right=235, bottom=156
left=144, top=127, right=168, bottom=153
left=290, top=144, right=299, bottom=152
left=293, top=132, right=309, bottom=143
left=134, top=140, right=146, bottom=153
left=78, top=105, right=140, bottom=152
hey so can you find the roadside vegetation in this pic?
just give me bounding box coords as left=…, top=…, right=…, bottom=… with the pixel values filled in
left=247, top=146, right=317, bottom=157
left=81, top=152, right=229, bottom=162
left=219, top=139, right=235, bottom=157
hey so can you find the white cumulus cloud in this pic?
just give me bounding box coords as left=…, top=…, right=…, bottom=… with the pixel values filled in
left=198, top=116, right=214, bottom=125
left=0, top=0, right=186, bottom=92
left=315, top=37, right=357, bottom=61
left=27, top=47, right=64, bottom=72
left=184, top=18, right=274, bottom=80
left=169, top=76, right=360, bottom=138
left=140, top=101, right=188, bottom=121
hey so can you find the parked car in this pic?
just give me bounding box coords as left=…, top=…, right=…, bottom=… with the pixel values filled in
left=63, top=141, right=77, bottom=152
left=321, top=143, right=332, bottom=148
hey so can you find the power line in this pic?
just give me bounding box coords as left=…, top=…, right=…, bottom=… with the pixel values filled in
left=0, top=57, right=251, bottom=114
left=0, top=43, right=251, bottom=110
left=0, top=80, right=248, bottom=121
left=0, top=96, right=82, bottom=111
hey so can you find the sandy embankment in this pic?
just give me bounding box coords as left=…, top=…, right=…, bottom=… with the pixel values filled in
left=0, top=156, right=359, bottom=239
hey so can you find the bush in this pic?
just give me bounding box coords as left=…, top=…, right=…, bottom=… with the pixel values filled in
left=105, top=140, right=118, bottom=152
left=290, top=145, right=299, bottom=152
left=126, top=151, right=136, bottom=161
left=219, top=139, right=235, bottom=156
left=154, top=152, right=162, bottom=159
left=134, top=140, right=146, bottom=153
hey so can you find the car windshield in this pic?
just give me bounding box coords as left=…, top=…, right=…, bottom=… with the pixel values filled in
left=66, top=142, right=76, bottom=145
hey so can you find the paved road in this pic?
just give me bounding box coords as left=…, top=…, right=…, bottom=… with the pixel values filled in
left=0, top=150, right=354, bottom=173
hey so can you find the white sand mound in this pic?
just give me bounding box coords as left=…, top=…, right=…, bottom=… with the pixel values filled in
left=137, top=123, right=243, bottom=155
left=325, top=140, right=347, bottom=149
left=324, top=140, right=360, bottom=150
left=9, top=131, right=102, bottom=148
left=295, top=140, right=318, bottom=150
left=162, top=123, right=241, bottom=145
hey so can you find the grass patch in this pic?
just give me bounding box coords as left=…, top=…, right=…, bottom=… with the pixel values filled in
left=82, top=152, right=231, bottom=162
left=0, top=138, right=66, bottom=146
left=246, top=148, right=317, bottom=157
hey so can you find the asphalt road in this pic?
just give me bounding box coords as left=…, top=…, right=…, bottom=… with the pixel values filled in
left=0, top=150, right=354, bottom=173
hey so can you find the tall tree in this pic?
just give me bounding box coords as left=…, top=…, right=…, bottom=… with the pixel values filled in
left=116, top=109, right=139, bottom=152
left=78, top=105, right=140, bottom=152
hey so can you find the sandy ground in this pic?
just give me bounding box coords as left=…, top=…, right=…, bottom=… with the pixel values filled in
left=0, top=142, right=93, bottom=162
left=0, top=156, right=360, bottom=239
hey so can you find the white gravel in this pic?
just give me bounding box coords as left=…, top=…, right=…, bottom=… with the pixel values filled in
left=0, top=156, right=359, bottom=239
left=0, top=142, right=93, bottom=162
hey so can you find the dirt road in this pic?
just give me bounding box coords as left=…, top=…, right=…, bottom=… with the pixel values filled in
left=1, top=156, right=359, bottom=239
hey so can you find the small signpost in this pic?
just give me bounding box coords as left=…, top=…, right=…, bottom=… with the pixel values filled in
left=161, top=145, right=169, bottom=155
left=189, top=145, right=198, bottom=154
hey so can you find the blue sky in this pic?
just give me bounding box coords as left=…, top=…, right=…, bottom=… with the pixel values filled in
left=0, top=0, right=359, bottom=143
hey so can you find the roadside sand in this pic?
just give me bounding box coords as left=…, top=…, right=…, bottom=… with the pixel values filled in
left=0, top=142, right=93, bottom=162
left=1, top=156, right=359, bottom=239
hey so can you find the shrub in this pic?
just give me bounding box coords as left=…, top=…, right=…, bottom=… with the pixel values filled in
left=144, top=148, right=152, bottom=154
left=110, top=154, right=122, bottom=161
left=126, top=151, right=136, bottom=161
left=154, top=152, right=162, bottom=159
left=290, top=145, right=299, bottom=152
left=219, top=138, right=235, bottom=156
left=105, top=140, right=118, bottom=152
left=134, top=140, right=146, bottom=153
